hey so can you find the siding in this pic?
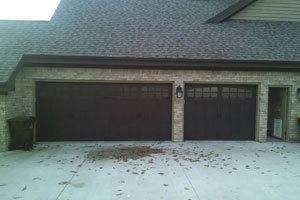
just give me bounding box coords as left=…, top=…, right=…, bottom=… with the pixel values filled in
left=231, top=0, right=300, bottom=22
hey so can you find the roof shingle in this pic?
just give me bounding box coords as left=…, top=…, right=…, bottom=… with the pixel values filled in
left=0, top=0, right=300, bottom=83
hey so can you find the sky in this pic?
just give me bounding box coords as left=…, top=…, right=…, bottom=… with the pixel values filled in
left=0, top=0, right=61, bottom=21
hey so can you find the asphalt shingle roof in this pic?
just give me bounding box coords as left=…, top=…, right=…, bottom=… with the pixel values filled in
left=0, top=0, right=300, bottom=83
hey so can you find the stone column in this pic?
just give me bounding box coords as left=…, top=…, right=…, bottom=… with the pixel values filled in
left=0, top=94, right=8, bottom=151
left=256, top=84, right=268, bottom=142
left=172, top=81, right=184, bottom=142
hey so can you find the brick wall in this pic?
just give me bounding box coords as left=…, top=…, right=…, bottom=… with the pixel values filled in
left=0, top=66, right=299, bottom=151
left=0, top=95, right=8, bottom=151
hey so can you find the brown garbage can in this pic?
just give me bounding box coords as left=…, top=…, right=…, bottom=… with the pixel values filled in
left=7, top=116, right=35, bottom=150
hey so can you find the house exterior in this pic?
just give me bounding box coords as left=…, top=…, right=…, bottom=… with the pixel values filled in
left=0, top=0, right=300, bottom=151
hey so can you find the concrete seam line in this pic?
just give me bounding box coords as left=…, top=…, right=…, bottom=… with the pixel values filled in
left=179, top=165, right=201, bottom=200
left=55, top=158, right=87, bottom=200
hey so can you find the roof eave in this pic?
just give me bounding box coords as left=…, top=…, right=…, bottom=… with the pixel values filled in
left=2, top=54, right=300, bottom=92
left=22, top=54, right=300, bottom=71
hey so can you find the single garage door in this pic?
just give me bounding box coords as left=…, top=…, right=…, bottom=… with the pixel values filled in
left=184, top=84, right=256, bottom=140
left=36, top=82, right=172, bottom=141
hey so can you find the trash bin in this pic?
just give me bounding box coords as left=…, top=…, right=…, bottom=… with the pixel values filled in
left=7, top=116, right=35, bottom=150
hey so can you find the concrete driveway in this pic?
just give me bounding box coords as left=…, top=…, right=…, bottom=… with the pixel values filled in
left=0, top=141, right=300, bottom=200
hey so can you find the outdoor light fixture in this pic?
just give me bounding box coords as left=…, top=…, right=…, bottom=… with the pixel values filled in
left=297, top=88, right=300, bottom=99
left=176, top=85, right=183, bottom=98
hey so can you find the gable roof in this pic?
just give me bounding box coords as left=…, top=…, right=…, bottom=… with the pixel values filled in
left=0, top=0, right=300, bottom=91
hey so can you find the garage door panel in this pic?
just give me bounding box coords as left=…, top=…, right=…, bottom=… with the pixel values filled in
left=36, top=82, right=172, bottom=141
left=185, top=84, right=256, bottom=140
left=185, top=99, right=218, bottom=140
left=185, top=85, right=219, bottom=140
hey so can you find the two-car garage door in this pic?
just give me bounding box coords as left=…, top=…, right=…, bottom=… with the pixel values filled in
left=36, top=82, right=256, bottom=141
left=36, top=82, right=172, bottom=141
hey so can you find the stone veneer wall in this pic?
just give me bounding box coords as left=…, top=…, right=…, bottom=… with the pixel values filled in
left=0, top=66, right=299, bottom=151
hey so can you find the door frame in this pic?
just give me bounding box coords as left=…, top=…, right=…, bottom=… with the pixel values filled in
left=267, top=86, right=291, bottom=141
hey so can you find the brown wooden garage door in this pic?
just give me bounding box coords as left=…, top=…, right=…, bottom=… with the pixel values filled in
left=36, top=82, right=172, bottom=141
left=184, top=84, right=256, bottom=140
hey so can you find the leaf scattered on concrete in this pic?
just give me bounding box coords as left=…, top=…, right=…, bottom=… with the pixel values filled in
left=87, top=146, right=164, bottom=162
left=13, top=197, right=22, bottom=199
left=59, top=181, right=70, bottom=185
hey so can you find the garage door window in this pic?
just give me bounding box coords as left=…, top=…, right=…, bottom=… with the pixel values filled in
left=109, top=85, right=138, bottom=98
left=141, top=86, right=169, bottom=99
left=186, top=86, right=218, bottom=99
left=222, top=87, right=253, bottom=99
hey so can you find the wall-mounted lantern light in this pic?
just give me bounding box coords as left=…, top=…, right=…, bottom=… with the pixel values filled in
left=176, top=85, right=183, bottom=98
left=297, top=88, right=300, bottom=99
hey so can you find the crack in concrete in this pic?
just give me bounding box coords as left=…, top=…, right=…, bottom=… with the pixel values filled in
left=56, top=158, right=87, bottom=200
left=179, top=165, right=201, bottom=200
